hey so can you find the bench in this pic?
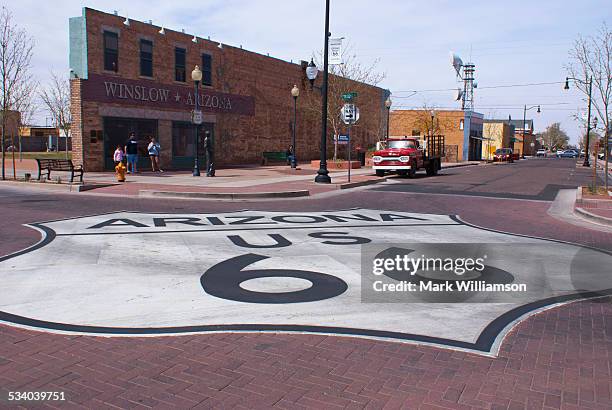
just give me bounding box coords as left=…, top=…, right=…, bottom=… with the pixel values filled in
left=262, top=151, right=289, bottom=165
left=36, top=159, right=84, bottom=183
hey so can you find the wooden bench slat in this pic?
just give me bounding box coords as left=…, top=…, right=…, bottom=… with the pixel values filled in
left=35, top=158, right=84, bottom=183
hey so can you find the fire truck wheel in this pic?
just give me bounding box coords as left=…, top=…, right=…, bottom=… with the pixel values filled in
left=375, top=170, right=385, bottom=177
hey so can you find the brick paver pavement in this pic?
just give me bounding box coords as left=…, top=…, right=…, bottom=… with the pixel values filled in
left=1, top=158, right=611, bottom=409
left=1, top=297, right=611, bottom=409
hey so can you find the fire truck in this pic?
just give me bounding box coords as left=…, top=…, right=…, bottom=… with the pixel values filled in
left=371, top=135, right=445, bottom=177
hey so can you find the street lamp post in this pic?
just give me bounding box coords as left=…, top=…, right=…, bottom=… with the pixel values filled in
left=565, top=76, right=593, bottom=167
left=191, top=65, right=202, bottom=176
left=523, top=104, right=540, bottom=157
left=291, top=85, right=299, bottom=168
left=314, top=0, right=332, bottom=184
left=430, top=110, right=435, bottom=137
left=385, top=97, right=392, bottom=139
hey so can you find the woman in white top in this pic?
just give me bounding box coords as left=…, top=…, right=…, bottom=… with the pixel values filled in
left=147, top=137, right=163, bottom=172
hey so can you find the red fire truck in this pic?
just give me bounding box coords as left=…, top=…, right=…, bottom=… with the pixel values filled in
left=371, top=135, right=445, bottom=177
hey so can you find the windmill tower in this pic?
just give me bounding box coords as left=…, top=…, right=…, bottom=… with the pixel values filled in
left=450, top=52, right=477, bottom=111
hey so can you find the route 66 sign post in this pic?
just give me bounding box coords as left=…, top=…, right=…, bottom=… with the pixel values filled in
left=341, top=102, right=359, bottom=182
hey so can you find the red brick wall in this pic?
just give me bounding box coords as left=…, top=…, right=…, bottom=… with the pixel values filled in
left=74, top=8, right=386, bottom=170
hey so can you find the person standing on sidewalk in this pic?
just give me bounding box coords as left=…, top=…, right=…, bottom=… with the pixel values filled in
left=113, top=145, right=124, bottom=166
left=147, top=137, right=163, bottom=173
left=124, top=132, right=139, bottom=174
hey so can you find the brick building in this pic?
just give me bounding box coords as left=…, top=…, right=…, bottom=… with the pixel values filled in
left=389, top=110, right=484, bottom=162
left=69, top=8, right=388, bottom=171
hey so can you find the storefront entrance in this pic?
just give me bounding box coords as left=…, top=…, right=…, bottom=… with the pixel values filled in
left=172, top=121, right=214, bottom=169
left=103, top=117, right=158, bottom=170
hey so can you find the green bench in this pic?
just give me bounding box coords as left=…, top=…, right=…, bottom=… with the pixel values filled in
left=262, top=151, right=289, bottom=165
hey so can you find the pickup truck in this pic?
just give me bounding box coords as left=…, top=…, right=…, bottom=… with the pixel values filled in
left=372, top=135, right=444, bottom=177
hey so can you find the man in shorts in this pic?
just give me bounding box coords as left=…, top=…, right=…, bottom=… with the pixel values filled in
left=124, top=132, right=139, bottom=173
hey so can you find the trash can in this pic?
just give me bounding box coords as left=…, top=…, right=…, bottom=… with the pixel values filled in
left=358, top=151, right=366, bottom=166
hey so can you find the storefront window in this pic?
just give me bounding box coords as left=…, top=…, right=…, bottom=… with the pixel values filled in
left=172, top=121, right=214, bottom=157
left=103, top=117, right=158, bottom=169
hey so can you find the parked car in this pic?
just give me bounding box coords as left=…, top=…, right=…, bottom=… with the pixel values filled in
left=536, top=149, right=547, bottom=157
left=558, top=150, right=578, bottom=158
left=580, top=149, right=585, bottom=158
left=493, top=148, right=514, bottom=162
left=555, top=150, right=564, bottom=157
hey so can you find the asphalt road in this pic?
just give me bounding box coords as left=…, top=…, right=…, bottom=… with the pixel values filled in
left=0, top=158, right=611, bottom=409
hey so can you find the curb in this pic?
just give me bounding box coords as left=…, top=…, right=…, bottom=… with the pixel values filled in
left=338, top=178, right=387, bottom=190
left=72, top=183, right=119, bottom=192
left=574, top=207, right=612, bottom=226
left=139, top=189, right=310, bottom=200
left=441, top=162, right=480, bottom=169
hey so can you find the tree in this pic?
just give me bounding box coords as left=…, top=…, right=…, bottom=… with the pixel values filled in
left=40, top=72, right=71, bottom=158
left=410, top=103, right=455, bottom=137
left=0, top=6, right=34, bottom=179
left=567, top=22, right=612, bottom=188
left=308, top=43, right=385, bottom=160
left=540, top=123, right=569, bottom=150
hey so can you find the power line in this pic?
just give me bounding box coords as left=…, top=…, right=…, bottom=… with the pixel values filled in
left=393, top=81, right=566, bottom=95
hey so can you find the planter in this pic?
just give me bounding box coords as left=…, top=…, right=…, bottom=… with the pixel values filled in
left=310, top=160, right=361, bottom=169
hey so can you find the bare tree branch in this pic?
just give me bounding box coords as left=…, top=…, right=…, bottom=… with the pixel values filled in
left=0, top=5, right=35, bottom=179
left=305, top=42, right=386, bottom=160
left=567, top=22, right=611, bottom=187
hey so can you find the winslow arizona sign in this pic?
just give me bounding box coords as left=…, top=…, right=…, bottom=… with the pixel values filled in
left=0, top=209, right=610, bottom=356
left=81, top=73, right=256, bottom=116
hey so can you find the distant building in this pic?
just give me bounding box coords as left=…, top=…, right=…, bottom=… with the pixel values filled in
left=19, top=126, right=68, bottom=152
left=389, top=110, right=484, bottom=162
left=507, top=119, right=537, bottom=156
left=482, top=120, right=515, bottom=160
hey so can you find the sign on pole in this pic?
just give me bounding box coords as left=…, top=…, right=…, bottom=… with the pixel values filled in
left=329, top=38, right=343, bottom=65
left=341, top=92, right=358, bottom=102
left=336, top=135, right=349, bottom=145
left=341, top=104, right=359, bottom=125
left=192, top=110, right=203, bottom=125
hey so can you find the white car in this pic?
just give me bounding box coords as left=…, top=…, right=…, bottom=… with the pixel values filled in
left=536, top=149, right=547, bottom=157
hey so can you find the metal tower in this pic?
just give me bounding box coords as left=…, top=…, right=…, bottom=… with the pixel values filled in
left=450, top=53, right=476, bottom=111
left=461, top=62, right=475, bottom=111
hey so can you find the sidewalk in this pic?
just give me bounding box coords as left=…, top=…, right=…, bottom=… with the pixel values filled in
left=1, top=159, right=478, bottom=199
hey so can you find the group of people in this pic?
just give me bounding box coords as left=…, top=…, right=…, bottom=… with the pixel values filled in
left=113, top=133, right=163, bottom=173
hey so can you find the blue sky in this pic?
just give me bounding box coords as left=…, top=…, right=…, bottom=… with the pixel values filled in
left=7, top=0, right=612, bottom=143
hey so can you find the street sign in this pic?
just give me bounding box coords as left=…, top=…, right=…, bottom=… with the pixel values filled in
left=341, top=92, right=358, bottom=102
left=192, top=110, right=203, bottom=125
left=336, top=134, right=349, bottom=145
left=341, top=104, right=359, bottom=125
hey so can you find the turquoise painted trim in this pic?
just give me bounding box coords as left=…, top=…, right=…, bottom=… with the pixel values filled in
left=68, top=8, right=88, bottom=80
left=462, top=111, right=471, bottom=161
